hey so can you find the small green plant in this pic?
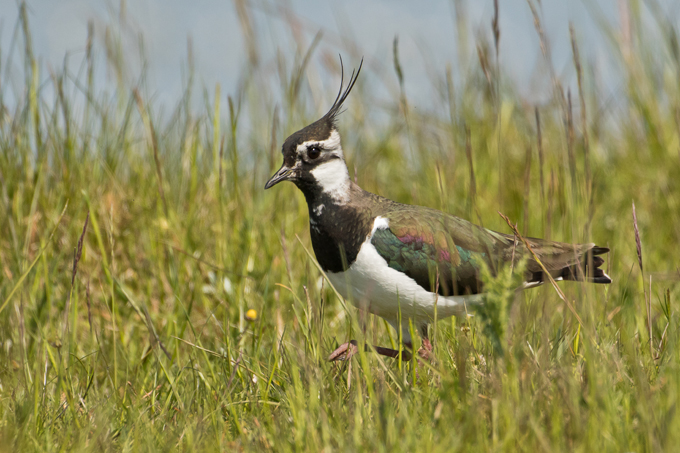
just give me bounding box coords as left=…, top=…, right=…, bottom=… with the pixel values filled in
left=476, top=259, right=527, bottom=357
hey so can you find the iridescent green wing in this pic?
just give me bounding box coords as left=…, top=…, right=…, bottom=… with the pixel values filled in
left=370, top=208, right=509, bottom=295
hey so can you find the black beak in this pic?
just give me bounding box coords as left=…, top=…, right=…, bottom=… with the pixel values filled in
left=265, top=164, right=294, bottom=189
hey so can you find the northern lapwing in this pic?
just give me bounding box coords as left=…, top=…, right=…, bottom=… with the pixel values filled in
left=265, top=60, right=611, bottom=361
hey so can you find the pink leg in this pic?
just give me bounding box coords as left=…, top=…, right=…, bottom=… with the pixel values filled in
left=417, top=338, right=433, bottom=361
left=328, top=340, right=412, bottom=361
left=327, top=340, right=359, bottom=361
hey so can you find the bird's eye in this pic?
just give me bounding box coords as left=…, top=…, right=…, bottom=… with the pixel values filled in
left=307, top=145, right=321, bottom=160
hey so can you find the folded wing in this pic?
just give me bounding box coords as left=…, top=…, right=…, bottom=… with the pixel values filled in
left=370, top=208, right=610, bottom=296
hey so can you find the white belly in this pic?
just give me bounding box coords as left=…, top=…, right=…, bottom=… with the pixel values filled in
left=326, top=232, right=481, bottom=331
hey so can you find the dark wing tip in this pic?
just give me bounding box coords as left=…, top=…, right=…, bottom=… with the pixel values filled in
left=525, top=243, right=613, bottom=286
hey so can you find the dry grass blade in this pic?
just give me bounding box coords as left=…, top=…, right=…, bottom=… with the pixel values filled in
left=63, top=211, right=90, bottom=338
left=225, top=352, right=243, bottom=394
left=492, top=0, right=500, bottom=60
left=632, top=201, right=643, bottom=273
left=632, top=201, right=654, bottom=357
left=71, top=212, right=89, bottom=286
left=498, top=211, right=584, bottom=327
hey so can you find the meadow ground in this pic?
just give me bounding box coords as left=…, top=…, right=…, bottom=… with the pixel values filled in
left=1, top=2, right=679, bottom=451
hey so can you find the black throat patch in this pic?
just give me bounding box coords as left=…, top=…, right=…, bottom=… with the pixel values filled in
left=304, top=189, right=374, bottom=273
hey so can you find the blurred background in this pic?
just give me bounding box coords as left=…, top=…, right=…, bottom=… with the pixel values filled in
left=1, top=0, right=680, bottom=450
left=0, top=0, right=648, bottom=112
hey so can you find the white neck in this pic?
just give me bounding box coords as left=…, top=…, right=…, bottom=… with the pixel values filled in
left=310, top=158, right=350, bottom=204
left=298, top=129, right=350, bottom=204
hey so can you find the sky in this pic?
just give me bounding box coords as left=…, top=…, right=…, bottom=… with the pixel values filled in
left=0, top=0, right=673, bottom=113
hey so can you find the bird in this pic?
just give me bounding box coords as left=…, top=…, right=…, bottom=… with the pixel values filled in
left=264, top=60, right=611, bottom=362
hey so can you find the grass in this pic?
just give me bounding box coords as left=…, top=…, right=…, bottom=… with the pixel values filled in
left=1, top=1, right=680, bottom=451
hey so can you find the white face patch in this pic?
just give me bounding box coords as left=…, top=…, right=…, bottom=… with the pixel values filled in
left=310, top=159, right=350, bottom=204
left=292, top=129, right=350, bottom=203
left=321, top=129, right=341, bottom=151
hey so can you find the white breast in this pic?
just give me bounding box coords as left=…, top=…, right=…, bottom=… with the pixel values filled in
left=325, top=216, right=481, bottom=340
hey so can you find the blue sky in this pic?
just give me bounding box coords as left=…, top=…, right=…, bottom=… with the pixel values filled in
left=0, top=0, right=671, bottom=111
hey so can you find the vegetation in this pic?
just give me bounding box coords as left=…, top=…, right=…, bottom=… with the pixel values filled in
left=1, top=1, right=679, bottom=451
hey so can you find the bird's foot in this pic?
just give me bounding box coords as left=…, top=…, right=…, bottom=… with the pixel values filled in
left=328, top=340, right=359, bottom=361
left=417, top=338, right=434, bottom=361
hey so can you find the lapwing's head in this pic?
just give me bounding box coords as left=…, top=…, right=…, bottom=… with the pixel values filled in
left=265, top=59, right=362, bottom=203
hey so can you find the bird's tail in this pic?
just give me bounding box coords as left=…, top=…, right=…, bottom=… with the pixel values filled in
left=524, top=245, right=612, bottom=287
left=556, top=246, right=611, bottom=284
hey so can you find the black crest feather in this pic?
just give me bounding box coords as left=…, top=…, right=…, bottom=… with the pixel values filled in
left=322, top=56, right=363, bottom=127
